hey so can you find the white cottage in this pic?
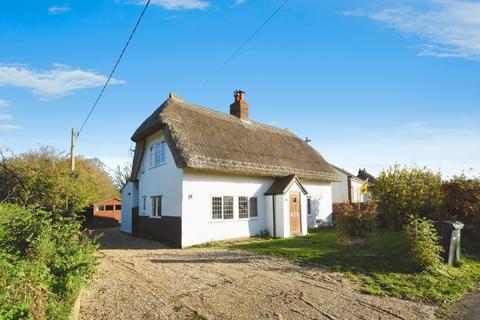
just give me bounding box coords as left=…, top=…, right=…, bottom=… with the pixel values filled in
left=331, top=165, right=367, bottom=203
left=121, top=91, right=341, bottom=247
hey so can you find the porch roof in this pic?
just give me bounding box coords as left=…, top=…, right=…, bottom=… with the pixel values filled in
left=264, top=174, right=309, bottom=196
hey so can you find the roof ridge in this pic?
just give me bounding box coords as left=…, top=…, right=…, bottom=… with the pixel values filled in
left=169, top=97, right=297, bottom=137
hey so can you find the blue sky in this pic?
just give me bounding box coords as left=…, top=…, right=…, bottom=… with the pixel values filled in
left=0, top=0, right=479, bottom=177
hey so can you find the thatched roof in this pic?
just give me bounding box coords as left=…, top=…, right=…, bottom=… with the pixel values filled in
left=131, top=95, right=341, bottom=182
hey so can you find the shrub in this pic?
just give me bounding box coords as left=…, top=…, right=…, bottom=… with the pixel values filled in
left=373, top=164, right=443, bottom=230
left=0, top=204, right=96, bottom=319
left=441, top=175, right=480, bottom=251
left=336, top=201, right=378, bottom=239
left=0, top=146, right=118, bottom=214
left=405, top=216, right=443, bottom=270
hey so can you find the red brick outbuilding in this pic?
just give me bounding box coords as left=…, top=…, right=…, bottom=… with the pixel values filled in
left=88, top=198, right=122, bottom=227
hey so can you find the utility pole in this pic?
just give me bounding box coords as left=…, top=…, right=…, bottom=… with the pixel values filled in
left=70, top=128, right=76, bottom=172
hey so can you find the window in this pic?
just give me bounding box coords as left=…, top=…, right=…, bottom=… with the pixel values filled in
left=307, top=198, right=312, bottom=215
left=211, top=196, right=234, bottom=220
left=105, top=205, right=114, bottom=211
left=223, top=196, right=234, bottom=219
left=238, top=196, right=249, bottom=219
left=212, top=197, right=223, bottom=220
left=142, top=196, right=147, bottom=212
left=152, top=196, right=162, bottom=217
left=149, top=142, right=166, bottom=167
left=97, top=205, right=105, bottom=211
left=115, top=204, right=121, bottom=210
left=249, top=197, right=258, bottom=218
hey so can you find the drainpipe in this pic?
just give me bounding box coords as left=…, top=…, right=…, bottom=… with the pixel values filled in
left=272, top=196, right=277, bottom=238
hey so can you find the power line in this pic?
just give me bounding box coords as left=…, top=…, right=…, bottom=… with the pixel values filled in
left=76, top=0, right=151, bottom=139
left=205, top=0, right=289, bottom=83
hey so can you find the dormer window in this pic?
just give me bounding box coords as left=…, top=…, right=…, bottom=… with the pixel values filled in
left=149, top=141, right=166, bottom=168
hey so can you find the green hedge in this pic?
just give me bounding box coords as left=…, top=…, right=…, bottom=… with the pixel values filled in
left=0, top=204, right=96, bottom=319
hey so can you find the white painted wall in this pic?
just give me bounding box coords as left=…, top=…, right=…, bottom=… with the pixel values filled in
left=181, top=170, right=274, bottom=247
left=120, top=181, right=133, bottom=233
left=137, top=130, right=183, bottom=218
left=331, top=170, right=349, bottom=203
left=303, top=181, right=333, bottom=225
left=350, top=179, right=364, bottom=203
left=331, top=167, right=366, bottom=204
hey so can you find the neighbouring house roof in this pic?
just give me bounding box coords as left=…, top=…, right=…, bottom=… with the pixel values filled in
left=357, top=168, right=375, bottom=182
left=264, top=175, right=309, bottom=195
left=131, top=95, right=341, bottom=182
left=330, top=164, right=365, bottom=183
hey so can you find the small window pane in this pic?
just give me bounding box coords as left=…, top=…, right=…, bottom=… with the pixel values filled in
left=249, top=197, right=258, bottom=217
left=239, top=196, right=249, bottom=219
left=115, top=204, right=121, bottom=210
left=106, top=205, right=114, bottom=211
left=212, top=197, right=222, bottom=220
left=152, top=196, right=162, bottom=217
left=98, top=205, right=105, bottom=211
left=160, top=142, right=166, bottom=163
left=142, top=196, right=147, bottom=211
left=307, top=198, right=312, bottom=215
left=223, top=196, right=234, bottom=219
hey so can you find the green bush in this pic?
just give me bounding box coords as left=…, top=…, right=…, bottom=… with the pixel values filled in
left=405, top=216, right=443, bottom=270
left=441, top=175, right=480, bottom=251
left=373, top=164, right=443, bottom=230
left=0, top=204, right=96, bottom=319
left=336, top=201, right=378, bottom=239
left=0, top=146, right=118, bottom=214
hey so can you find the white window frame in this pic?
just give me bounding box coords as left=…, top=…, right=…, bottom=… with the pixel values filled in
left=151, top=195, right=162, bottom=218
left=238, top=196, right=249, bottom=220
left=211, top=196, right=235, bottom=221
left=149, top=141, right=167, bottom=168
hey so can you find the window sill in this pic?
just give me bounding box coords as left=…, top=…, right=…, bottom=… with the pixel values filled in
left=210, top=219, right=236, bottom=223
left=149, top=216, right=162, bottom=219
left=238, top=217, right=259, bottom=221
left=149, top=162, right=166, bottom=169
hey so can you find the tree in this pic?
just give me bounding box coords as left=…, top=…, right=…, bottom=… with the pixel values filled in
left=0, top=146, right=118, bottom=214
left=373, top=164, right=443, bottom=230
left=112, top=162, right=132, bottom=190
left=441, top=175, right=480, bottom=250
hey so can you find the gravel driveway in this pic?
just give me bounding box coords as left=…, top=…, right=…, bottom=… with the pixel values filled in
left=79, top=228, right=436, bottom=320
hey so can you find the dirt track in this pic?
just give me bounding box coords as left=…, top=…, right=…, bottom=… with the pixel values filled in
left=79, top=228, right=436, bottom=320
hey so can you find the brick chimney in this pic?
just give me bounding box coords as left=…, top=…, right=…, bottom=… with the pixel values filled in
left=229, top=90, right=249, bottom=120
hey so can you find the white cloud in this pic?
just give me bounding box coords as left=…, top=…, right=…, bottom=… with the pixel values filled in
left=346, top=0, right=480, bottom=60
left=48, top=5, right=70, bottom=15
left=0, top=114, right=12, bottom=120
left=233, top=0, right=245, bottom=5
left=138, top=0, right=209, bottom=10
left=0, top=64, right=124, bottom=100
left=0, top=124, right=18, bottom=131
left=0, top=100, right=9, bottom=108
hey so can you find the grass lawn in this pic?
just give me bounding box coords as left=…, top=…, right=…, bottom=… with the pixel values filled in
left=224, top=229, right=480, bottom=303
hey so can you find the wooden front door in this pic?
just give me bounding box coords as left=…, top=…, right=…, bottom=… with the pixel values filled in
left=289, top=192, right=301, bottom=236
